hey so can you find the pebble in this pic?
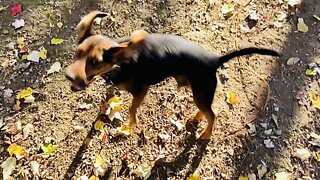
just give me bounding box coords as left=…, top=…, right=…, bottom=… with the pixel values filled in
left=274, top=129, right=282, bottom=136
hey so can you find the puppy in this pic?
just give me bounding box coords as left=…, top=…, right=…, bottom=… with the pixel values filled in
left=66, top=11, right=280, bottom=140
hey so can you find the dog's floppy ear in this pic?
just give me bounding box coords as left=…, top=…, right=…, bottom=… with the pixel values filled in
left=76, top=11, right=108, bottom=44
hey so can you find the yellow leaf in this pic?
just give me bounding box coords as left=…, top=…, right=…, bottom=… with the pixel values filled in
left=39, top=47, right=47, bottom=60
left=50, top=38, right=64, bottom=45
left=16, top=87, right=33, bottom=99
left=238, top=175, right=249, bottom=180
left=221, top=3, right=234, bottom=17
left=7, top=143, right=27, bottom=160
left=89, top=176, right=99, bottom=180
left=308, top=92, right=320, bottom=109
left=22, top=54, right=28, bottom=60
left=228, top=91, right=238, bottom=105
left=297, top=18, right=308, bottom=33
left=95, top=155, right=104, bottom=166
left=108, top=96, right=122, bottom=111
left=187, top=173, right=199, bottom=180
left=93, top=155, right=107, bottom=176
left=315, top=152, right=320, bottom=162
left=94, top=120, right=104, bottom=131
left=17, top=37, right=25, bottom=45
left=116, top=124, right=132, bottom=136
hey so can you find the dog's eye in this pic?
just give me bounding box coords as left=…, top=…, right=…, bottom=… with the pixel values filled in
left=88, top=58, right=98, bottom=66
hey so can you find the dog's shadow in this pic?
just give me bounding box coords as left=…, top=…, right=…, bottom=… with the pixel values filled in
left=63, top=109, right=209, bottom=180
left=148, top=121, right=209, bottom=180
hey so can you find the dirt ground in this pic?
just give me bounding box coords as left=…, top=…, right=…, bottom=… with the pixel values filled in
left=0, top=0, right=320, bottom=179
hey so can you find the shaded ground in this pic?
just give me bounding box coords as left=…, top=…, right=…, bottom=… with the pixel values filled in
left=0, top=0, right=319, bottom=179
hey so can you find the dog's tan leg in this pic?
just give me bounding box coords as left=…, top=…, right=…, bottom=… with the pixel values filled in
left=128, top=87, right=148, bottom=127
left=194, top=110, right=204, bottom=122
left=199, top=110, right=215, bottom=140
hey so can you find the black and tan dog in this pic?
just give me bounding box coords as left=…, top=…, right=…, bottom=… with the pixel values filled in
left=66, top=11, right=280, bottom=140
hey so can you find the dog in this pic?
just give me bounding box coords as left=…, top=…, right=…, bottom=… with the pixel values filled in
left=65, top=11, right=280, bottom=140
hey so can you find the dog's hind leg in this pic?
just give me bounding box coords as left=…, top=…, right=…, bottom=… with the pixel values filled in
left=190, top=76, right=216, bottom=140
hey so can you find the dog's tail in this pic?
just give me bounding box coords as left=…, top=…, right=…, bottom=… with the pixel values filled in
left=215, top=47, right=280, bottom=67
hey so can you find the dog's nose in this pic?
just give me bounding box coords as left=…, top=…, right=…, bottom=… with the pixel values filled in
left=65, top=74, right=74, bottom=82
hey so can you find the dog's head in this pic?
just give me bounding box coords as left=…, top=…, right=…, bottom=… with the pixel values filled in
left=65, top=11, right=147, bottom=91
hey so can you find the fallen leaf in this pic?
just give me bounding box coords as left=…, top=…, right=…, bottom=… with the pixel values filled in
left=247, top=123, right=256, bottom=135
left=93, top=155, right=107, bottom=176
left=275, top=12, right=287, bottom=22
left=1, top=58, right=10, bottom=68
left=30, top=161, right=40, bottom=176
left=1, top=157, right=16, bottom=180
left=116, top=124, right=132, bottom=136
left=248, top=173, right=257, bottom=180
left=27, top=50, right=40, bottom=62
left=12, top=19, right=25, bottom=29
left=306, top=69, right=317, bottom=76
left=264, top=129, right=273, bottom=135
left=294, top=148, right=311, bottom=161
left=16, top=37, right=25, bottom=49
left=24, top=95, right=35, bottom=103
left=39, top=47, right=47, bottom=60
left=13, top=100, right=21, bottom=111
left=47, top=62, right=61, bottom=74
left=287, top=0, right=301, bottom=7
left=187, top=173, right=200, bottom=180
left=264, top=139, right=275, bottom=148
left=272, top=114, right=279, bottom=127
left=108, top=96, right=122, bottom=111
left=57, top=22, right=63, bottom=28
left=275, top=171, right=292, bottom=180
left=7, top=143, right=27, bottom=160
left=22, top=54, right=28, bottom=60
left=51, top=38, right=64, bottom=45
left=257, top=164, right=267, bottom=179
left=238, top=176, right=249, bottom=180
left=221, top=3, right=234, bottom=18
left=108, top=111, right=124, bottom=121
left=80, top=176, right=89, bottom=180
left=308, top=92, right=320, bottom=109
left=313, top=15, right=320, bottom=21
left=315, top=152, right=320, bottom=162
left=74, top=125, right=85, bottom=131
left=0, top=6, right=7, bottom=13
left=41, top=143, right=57, bottom=155
left=286, top=57, right=300, bottom=65
left=23, top=123, right=34, bottom=139
left=5, top=121, right=21, bottom=136
left=310, top=132, right=320, bottom=140
left=16, top=87, right=33, bottom=99
left=297, top=18, right=308, bottom=33
left=94, top=120, right=104, bottom=132
left=88, top=176, right=99, bottom=180
left=158, top=133, right=171, bottom=141
left=10, top=3, right=22, bottom=16
left=79, top=103, right=92, bottom=109
left=134, top=163, right=151, bottom=180
left=227, top=91, right=237, bottom=105
left=170, top=119, right=184, bottom=131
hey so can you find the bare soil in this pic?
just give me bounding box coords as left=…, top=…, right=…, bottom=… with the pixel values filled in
left=0, top=0, right=319, bottom=179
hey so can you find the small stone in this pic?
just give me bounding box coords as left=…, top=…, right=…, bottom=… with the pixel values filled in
left=274, top=129, right=282, bottom=136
